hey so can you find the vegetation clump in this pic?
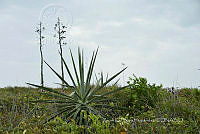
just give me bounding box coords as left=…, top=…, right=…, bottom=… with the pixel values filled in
left=0, top=85, right=200, bottom=133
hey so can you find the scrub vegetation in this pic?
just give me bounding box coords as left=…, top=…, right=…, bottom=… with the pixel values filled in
left=0, top=49, right=199, bottom=133
left=0, top=19, right=199, bottom=133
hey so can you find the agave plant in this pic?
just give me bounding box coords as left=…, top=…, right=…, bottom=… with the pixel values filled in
left=27, top=48, right=128, bottom=124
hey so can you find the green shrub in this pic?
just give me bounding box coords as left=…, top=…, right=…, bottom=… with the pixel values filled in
left=127, top=74, right=162, bottom=115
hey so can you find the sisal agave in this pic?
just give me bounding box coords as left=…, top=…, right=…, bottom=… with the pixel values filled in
left=27, top=48, right=128, bottom=124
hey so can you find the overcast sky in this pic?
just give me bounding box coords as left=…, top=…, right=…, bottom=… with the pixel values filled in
left=0, top=0, right=200, bottom=88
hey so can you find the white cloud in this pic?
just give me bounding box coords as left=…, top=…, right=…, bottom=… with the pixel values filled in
left=0, top=0, right=200, bottom=88
left=70, top=26, right=101, bottom=39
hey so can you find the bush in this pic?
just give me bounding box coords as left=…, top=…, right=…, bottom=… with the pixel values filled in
left=127, top=74, right=162, bottom=115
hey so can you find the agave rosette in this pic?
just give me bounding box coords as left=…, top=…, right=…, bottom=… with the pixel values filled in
left=27, top=48, right=128, bottom=124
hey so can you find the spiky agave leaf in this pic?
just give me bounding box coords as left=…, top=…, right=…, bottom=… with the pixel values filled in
left=27, top=48, right=128, bottom=125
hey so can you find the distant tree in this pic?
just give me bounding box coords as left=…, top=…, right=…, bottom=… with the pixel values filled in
left=54, top=17, right=67, bottom=89
left=36, top=22, right=45, bottom=87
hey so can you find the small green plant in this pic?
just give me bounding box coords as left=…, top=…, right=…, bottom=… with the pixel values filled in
left=86, top=111, right=111, bottom=134
left=116, top=114, right=131, bottom=132
left=27, top=48, right=128, bottom=125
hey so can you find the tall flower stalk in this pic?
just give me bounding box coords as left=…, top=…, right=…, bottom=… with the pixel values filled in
left=54, top=17, right=67, bottom=89
left=36, top=22, right=45, bottom=87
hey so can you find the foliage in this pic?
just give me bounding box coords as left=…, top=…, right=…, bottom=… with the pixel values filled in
left=27, top=48, right=128, bottom=125
left=86, top=111, right=111, bottom=134
left=2, top=112, right=113, bottom=134
left=1, top=85, right=200, bottom=133
left=127, top=74, right=162, bottom=115
left=115, top=114, right=131, bottom=132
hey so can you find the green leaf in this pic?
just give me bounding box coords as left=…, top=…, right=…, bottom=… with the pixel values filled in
left=70, top=49, right=80, bottom=88
left=30, top=99, right=67, bottom=103
left=132, top=94, right=137, bottom=98
left=26, top=83, right=74, bottom=100
left=90, top=67, right=127, bottom=97
left=44, top=61, right=72, bottom=88
left=39, top=92, right=68, bottom=99
left=85, top=49, right=98, bottom=92
left=89, top=85, right=129, bottom=103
